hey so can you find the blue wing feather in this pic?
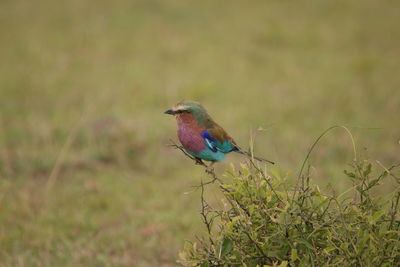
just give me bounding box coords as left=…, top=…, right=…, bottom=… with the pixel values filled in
left=201, top=130, right=237, bottom=153
left=201, top=130, right=218, bottom=152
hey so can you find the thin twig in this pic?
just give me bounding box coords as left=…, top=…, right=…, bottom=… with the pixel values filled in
left=247, top=159, right=284, bottom=204
left=293, top=125, right=357, bottom=202
left=168, top=139, right=207, bottom=167
left=168, top=139, right=222, bottom=186
left=200, top=179, right=215, bottom=246
left=168, top=139, right=225, bottom=247
left=376, top=161, right=400, bottom=184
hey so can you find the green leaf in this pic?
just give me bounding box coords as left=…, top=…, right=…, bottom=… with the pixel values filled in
left=315, top=197, right=330, bottom=211
left=296, top=238, right=314, bottom=250
left=267, top=250, right=280, bottom=258
left=178, top=251, right=186, bottom=261
left=219, top=237, right=233, bottom=258
left=291, top=248, right=299, bottom=262
left=370, top=210, right=385, bottom=225
left=323, top=246, right=336, bottom=254
left=200, top=262, right=210, bottom=267
left=278, top=261, right=288, bottom=267
left=368, top=177, right=381, bottom=188
left=363, top=163, right=372, bottom=177
left=344, top=170, right=356, bottom=178
left=270, top=167, right=281, bottom=179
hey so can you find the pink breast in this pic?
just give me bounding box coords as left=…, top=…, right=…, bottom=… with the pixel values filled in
left=178, top=126, right=205, bottom=154
left=176, top=113, right=206, bottom=154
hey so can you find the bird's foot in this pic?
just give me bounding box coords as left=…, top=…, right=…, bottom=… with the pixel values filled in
left=205, top=166, right=214, bottom=174
left=205, top=162, right=216, bottom=174
left=195, top=158, right=204, bottom=165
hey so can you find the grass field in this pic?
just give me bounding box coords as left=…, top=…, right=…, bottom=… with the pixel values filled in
left=0, top=0, right=399, bottom=266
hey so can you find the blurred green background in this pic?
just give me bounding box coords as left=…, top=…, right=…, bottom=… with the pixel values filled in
left=0, top=0, right=399, bottom=266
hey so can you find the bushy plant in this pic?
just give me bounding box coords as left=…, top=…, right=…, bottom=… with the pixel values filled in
left=178, top=158, right=400, bottom=266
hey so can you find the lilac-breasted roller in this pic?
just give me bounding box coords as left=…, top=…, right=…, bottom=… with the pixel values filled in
left=165, top=101, right=274, bottom=169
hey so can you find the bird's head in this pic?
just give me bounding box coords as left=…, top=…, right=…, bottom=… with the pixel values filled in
left=164, top=101, right=211, bottom=125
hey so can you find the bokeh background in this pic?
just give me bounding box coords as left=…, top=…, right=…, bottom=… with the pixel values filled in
left=0, top=0, right=399, bottom=266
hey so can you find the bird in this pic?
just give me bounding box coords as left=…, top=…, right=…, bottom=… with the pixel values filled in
left=164, top=101, right=274, bottom=171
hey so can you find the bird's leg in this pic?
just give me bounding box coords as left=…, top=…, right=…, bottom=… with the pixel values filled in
left=206, top=161, right=216, bottom=174
left=194, top=157, right=204, bottom=165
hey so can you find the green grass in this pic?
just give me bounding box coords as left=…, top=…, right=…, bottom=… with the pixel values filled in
left=0, top=0, right=399, bottom=265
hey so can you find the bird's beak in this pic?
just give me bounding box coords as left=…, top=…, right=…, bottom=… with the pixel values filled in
left=164, top=109, right=175, bottom=115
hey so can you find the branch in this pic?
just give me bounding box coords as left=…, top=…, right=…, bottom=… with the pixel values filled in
left=168, top=139, right=222, bottom=186
left=200, top=179, right=215, bottom=246
left=376, top=161, right=400, bottom=184
left=168, top=139, right=207, bottom=167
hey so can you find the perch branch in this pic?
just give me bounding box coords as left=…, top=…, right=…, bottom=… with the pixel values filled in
left=168, top=139, right=222, bottom=185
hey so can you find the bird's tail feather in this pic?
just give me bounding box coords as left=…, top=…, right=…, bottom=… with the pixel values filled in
left=235, top=150, right=275, bottom=165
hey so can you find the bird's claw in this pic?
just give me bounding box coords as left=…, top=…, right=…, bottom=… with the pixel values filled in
left=195, top=158, right=204, bottom=165
left=205, top=166, right=214, bottom=174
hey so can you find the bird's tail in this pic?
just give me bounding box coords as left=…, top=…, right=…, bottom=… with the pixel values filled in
left=235, top=149, right=275, bottom=165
